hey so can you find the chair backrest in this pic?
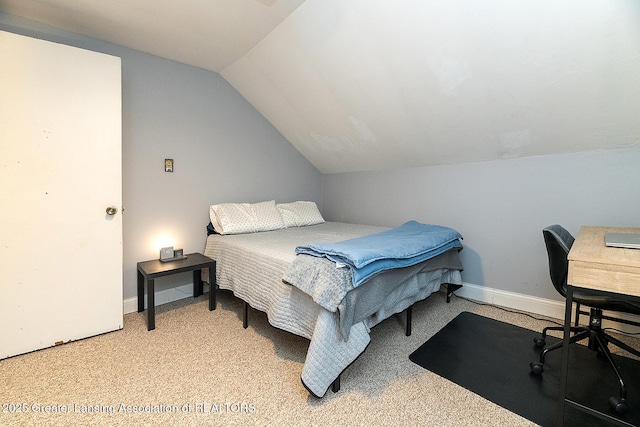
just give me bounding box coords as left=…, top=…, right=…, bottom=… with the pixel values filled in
left=542, top=225, right=575, bottom=298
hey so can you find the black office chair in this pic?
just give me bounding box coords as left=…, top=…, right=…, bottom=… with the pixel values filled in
left=531, top=224, right=640, bottom=414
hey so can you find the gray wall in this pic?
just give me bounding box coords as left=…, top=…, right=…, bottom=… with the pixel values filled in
left=321, top=148, right=640, bottom=302
left=0, top=14, right=322, bottom=300
left=4, top=12, right=639, bottom=310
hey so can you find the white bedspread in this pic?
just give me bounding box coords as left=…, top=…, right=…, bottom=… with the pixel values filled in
left=202, top=222, right=462, bottom=397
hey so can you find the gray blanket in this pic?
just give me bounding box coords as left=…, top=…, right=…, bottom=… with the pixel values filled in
left=283, top=255, right=352, bottom=313
left=284, top=248, right=463, bottom=340
left=337, top=249, right=462, bottom=340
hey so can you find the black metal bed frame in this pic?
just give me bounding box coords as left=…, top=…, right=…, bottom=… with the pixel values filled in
left=236, top=282, right=463, bottom=394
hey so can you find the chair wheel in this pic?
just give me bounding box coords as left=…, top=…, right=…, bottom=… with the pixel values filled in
left=530, top=362, right=544, bottom=375
left=609, top=397, right=628, bottom=414
left=533, top=337, right=546, bottom=348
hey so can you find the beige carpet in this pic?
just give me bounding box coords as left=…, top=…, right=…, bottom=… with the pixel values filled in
left=1, top=289, right=636, bottom=427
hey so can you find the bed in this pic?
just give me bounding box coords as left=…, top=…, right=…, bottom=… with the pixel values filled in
left=201, top=200, right=463, bottom=397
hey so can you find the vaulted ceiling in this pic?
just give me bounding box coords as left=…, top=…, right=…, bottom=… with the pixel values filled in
left=2, top=0, right=639, bottom=173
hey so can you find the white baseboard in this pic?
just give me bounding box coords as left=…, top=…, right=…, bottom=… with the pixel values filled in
left=455, top=282, right=640, bottom=334
left=124, top=283, right=209, bottom=315
left=126, top=281, right=562, bottom=318
left=455, top=282, right=566, bottom=320
left=124, top=281, right=639, bottom=334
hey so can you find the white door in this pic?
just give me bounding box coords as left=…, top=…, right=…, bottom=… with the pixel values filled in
left=0, top=31, right=123, bottom=359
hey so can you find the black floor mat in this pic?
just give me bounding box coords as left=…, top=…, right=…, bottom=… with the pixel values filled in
left=409, top=312, right=640, bottom=426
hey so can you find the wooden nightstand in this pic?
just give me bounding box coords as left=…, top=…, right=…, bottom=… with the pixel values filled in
left=137, top=253, right=216, bottom=330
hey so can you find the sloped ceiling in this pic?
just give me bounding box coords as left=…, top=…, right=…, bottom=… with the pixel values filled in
left=0, top=0, right=305, bottom=72
left=2, top=0, right=640, bottom=173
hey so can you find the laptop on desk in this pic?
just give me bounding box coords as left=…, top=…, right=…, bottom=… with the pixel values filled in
left=605, top=232, right=640, bottom=249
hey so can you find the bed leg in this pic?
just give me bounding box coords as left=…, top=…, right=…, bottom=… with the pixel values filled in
left=331, top=375, right=340, bottom=393
left=243, top=301, right=248, bottom=329
left=405, top=305, right=412, bottom=336
left=445, top=283, right=463, bottom=303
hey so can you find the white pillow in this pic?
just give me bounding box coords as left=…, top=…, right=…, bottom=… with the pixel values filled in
left=209, top=204, right=224, bottom=233
left=212, top=200, right=285, bottom=235
left=277, top=201, right=325, bottom=227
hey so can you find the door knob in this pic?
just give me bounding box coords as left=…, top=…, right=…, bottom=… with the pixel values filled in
left=106, top=206, right=118, bottom=216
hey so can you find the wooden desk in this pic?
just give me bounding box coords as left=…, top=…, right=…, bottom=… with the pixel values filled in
left=558, top=226, right=640, bottom=426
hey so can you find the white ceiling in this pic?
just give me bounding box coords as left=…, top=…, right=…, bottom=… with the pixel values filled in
left=2, top=0, right=640, bottom=174
left=0, top=0, right=305, bottom=72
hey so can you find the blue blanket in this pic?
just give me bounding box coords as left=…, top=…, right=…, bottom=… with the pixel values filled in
left=295, top=220, right=463, bottom=287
